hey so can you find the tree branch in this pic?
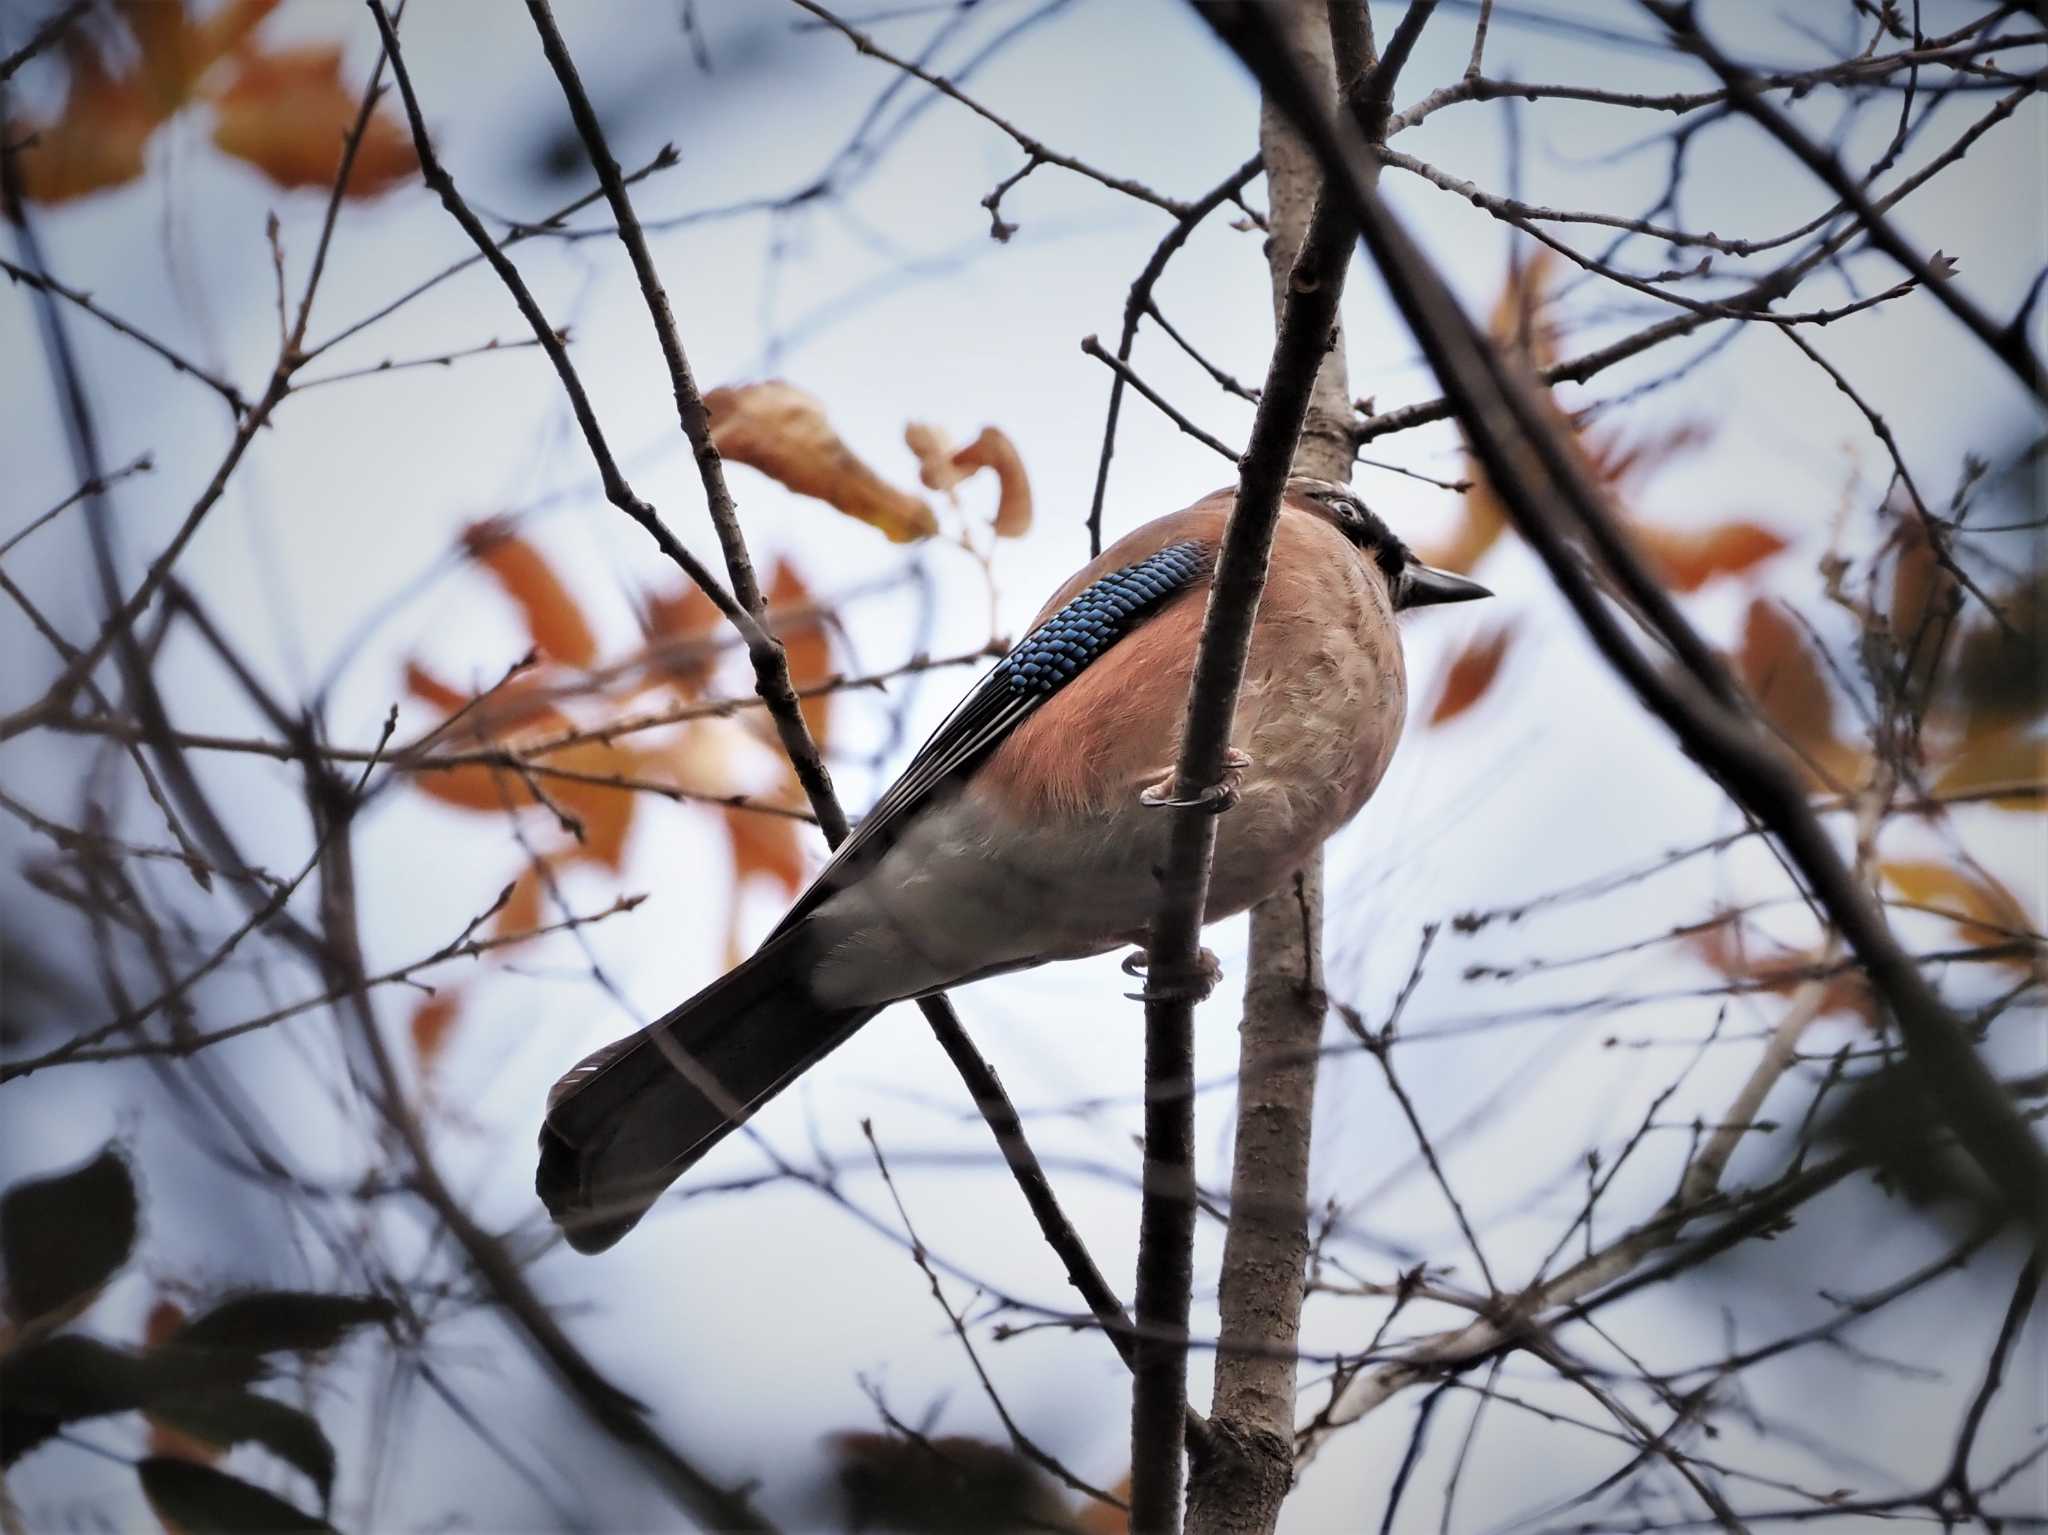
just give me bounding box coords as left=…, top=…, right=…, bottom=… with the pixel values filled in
left=1130, top=3, right=1365, bottom=1522
left=1203, top=0, right=2048, bottom=1248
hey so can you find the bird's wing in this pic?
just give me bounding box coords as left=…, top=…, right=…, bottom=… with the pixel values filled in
left=771, top=538, right=1211, bottom=937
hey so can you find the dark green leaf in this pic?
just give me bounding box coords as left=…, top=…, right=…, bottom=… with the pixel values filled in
left=152, top=1390, right=337, bottom=1504
left=831, top=1431, right=1070, bottom=1534
left=138, top=1457, right=336, bottom=1534
left=0, top=1145, right=137, bottom=1323
left=174, top=1291, right=395, bottom=1357
left=0, top=1335, right=255, bottom=1468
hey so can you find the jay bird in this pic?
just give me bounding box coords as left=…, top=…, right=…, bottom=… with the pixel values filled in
left=539, top=476, right=1489, bottom=1252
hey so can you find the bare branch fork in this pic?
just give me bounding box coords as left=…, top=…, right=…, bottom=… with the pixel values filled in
left=1198, top=1, right=2048, bottom=1244
left=1642, top=0, right=2046, bottom=403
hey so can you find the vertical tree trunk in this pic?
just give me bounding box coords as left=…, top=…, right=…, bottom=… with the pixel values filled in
left=1187, top=4, right=1366, bottom=1531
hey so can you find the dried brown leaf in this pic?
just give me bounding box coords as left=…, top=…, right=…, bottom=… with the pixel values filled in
left=642, top=581, right=724, bottom=691
left=1738, top=599, right=1836, bottom=753
left=952, top=427, right=1032, bottom=537
left=1932, top=728, right=2046, bottom=812
left=7, top=47, right=162, bottom=203
left=1635, top=520, right=1788, bottom=593
left=706, top=382, right=937, bottom=542
left=209, top=46, right=418, bottom=197
left=1883, top=859, right=2039, bottom=971
left=725, top=805, right=806, bottom=898
left=461, top=520, right=598, bottom=667
left=1426, top=622, right=1516, bottom=726
left=1689, top=920, right=1872, bottom=1024
left=408, top=992, right=462, bottom=1076
left=768, top=559, right=832, bottom=749
left=905, top=422, right=968, bottom=493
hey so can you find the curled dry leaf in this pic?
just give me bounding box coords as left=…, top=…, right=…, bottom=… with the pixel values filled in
left=905, top=423, right=969, bottom=493
left=706, top=382, right=937, bottom=543
left=1426, top=621, right=1517, bottom=726
left=460, top=520, right=598, bottom=668
left=906, top=424, right=1034, bottom=537
left=953, top=427, right=1032, bottom=537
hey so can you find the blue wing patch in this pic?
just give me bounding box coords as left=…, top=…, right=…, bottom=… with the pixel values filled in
left=996, top=540, right=1208, bottom=694
left=768, top=537, right=1210, bottom=936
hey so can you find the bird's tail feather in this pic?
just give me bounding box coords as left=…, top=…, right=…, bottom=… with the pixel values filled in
left=537, top=925, right=878, bottom=1253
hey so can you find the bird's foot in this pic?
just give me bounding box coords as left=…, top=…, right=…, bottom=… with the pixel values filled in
left=1138, top=748, right=1253, bottom=814
left=1121, top=945, right=1223, bottom=1004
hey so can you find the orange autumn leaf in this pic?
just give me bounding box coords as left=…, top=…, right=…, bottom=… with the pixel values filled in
left=5, top=0, right=417, bottom=206
left=1423, top=257, right=1563, bottom=575
left=408, top=991, right=462, bottom=1075
left=1882, top=860, right=2040, bottom=973
left=461, top=520, right=598, bottom=667
left=1427, top=622, right=1516, bottom=726
left=1582, top=420, right=1711, bottom=492
left=1888, top=515, right=1954, bottom=644
left=1933, top=728, right=2046, bottom=812
left=404, top=663, right=561, bottom=742
left=492, top=861, right=548, bottom=940
left=643, top=581, right=725, bottom=690
left=410, top=760, right=535, bottom=815
left=1437, top=252, right=1712, bottom=582
left=210, top=46, right=418, bottom=197
left=768, top=560, right=833, bottom=749
left=907, top=423, right=1033, bottom=536
left=1736, top=599, right=1865, bottom=786
left=707, top=382, right=937, bottom=543
left=403, top=660, right=469, bottom=714
left=1634, top=520, right=1788, bottom=593
left=122, top=0, right=278, bottom=113
left=1739, top=606, right=1825, bottom=741
left=554, top=774, right=638, bottom=872
left=7, top=46, right=163, bottom=204
left=725, top=805, right=807, bottom=897
left=1689, top=919, right=1872, bottom=1024
left=1415, top=491, right=1506, bottom=576
left=449, top=740, right=647, bottom=870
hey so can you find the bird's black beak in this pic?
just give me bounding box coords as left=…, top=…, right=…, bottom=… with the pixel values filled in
left=1398, top=562, right=1493, bottom=610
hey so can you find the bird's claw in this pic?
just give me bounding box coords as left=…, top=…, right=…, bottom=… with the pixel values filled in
left=1139, top=748, right=1252, bottom=814
left=1122, top=946, right=1223, bottom=1004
